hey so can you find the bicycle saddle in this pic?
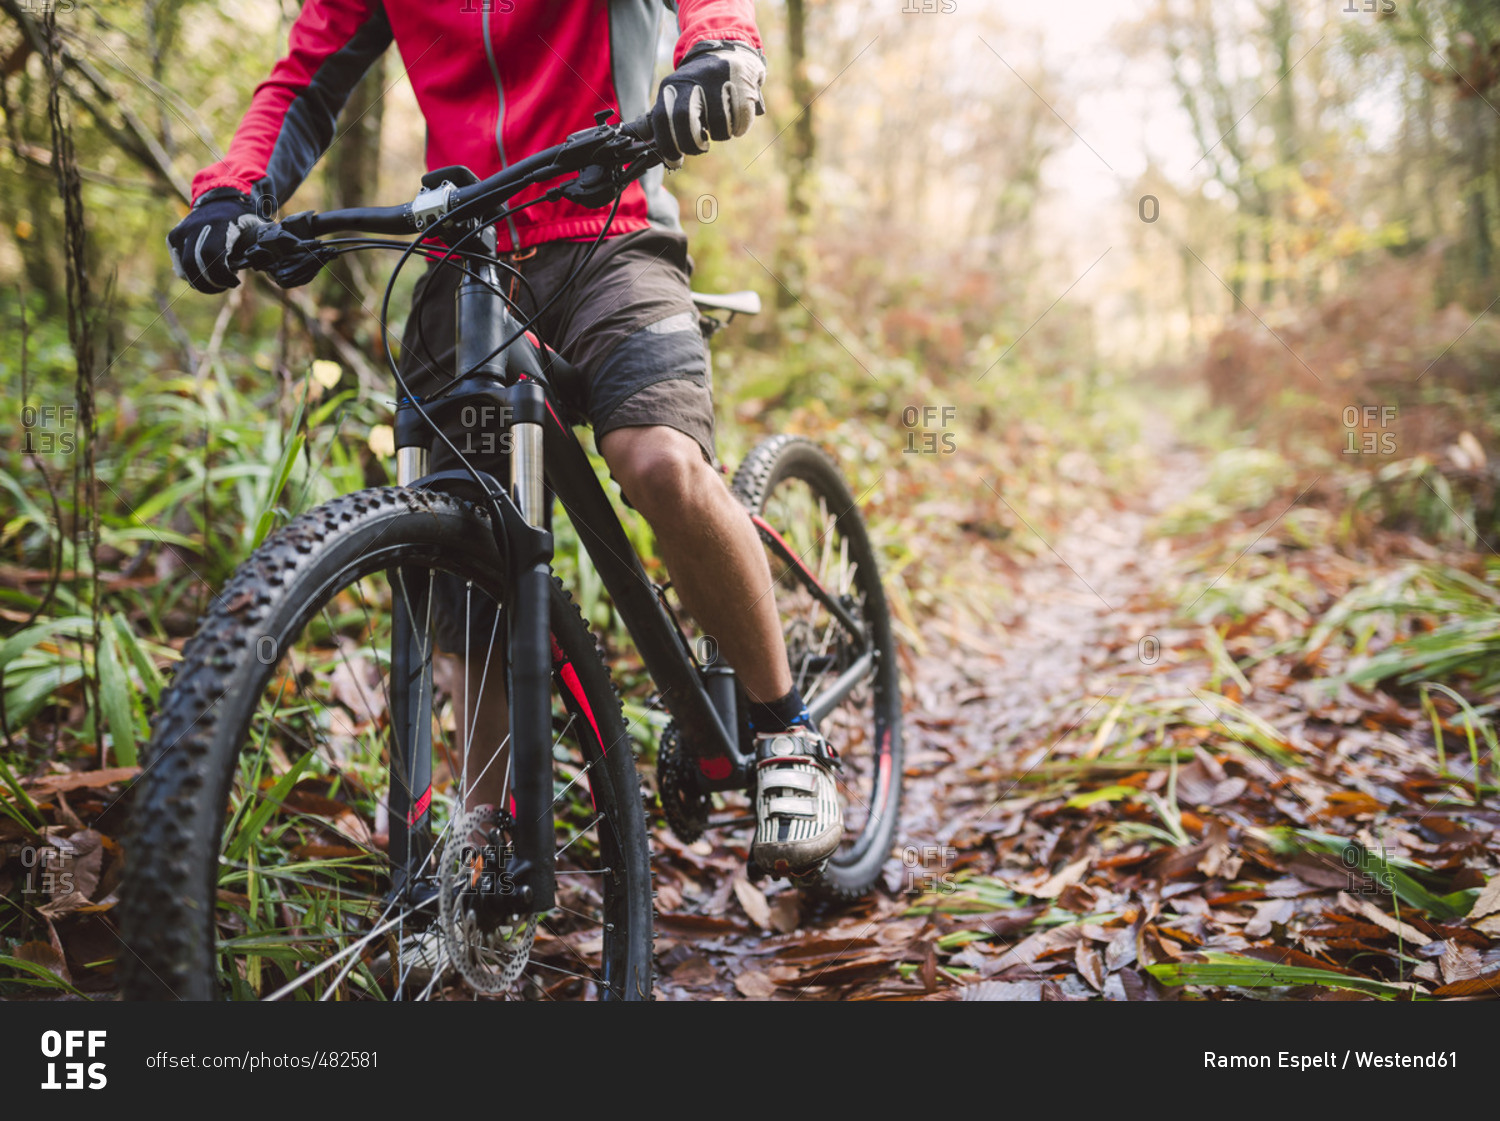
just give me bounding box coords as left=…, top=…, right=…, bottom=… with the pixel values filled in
left=690, top=290, right=761, bottom=316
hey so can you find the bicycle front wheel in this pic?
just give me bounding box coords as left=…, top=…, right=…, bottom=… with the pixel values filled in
left=118, top=487, right=653, bottom=1000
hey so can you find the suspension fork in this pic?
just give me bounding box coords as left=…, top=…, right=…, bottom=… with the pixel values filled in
left=386, top=252, right=558, bottom=913
left=453, top=251, right=557, bottom=913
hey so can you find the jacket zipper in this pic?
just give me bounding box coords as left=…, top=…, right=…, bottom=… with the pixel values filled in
left=481, top=6, right=523, bottom=250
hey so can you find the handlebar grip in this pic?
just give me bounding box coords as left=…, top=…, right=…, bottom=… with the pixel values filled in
left=620, top=113, right=653, bottom=143
left=308, top=205, right=415, bottom=236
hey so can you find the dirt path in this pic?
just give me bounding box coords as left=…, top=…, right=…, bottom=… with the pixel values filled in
left=651, top=437, right=1209, bottom=1000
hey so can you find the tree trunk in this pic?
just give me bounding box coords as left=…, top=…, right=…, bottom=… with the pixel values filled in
left=1465, top=96, right=1493, bottom=298
left=1232, top=224, right=1247, bottom=308
left=1264, top=0, right=1296, bottom=307
left=322, top=56, right=385, bottom=341
left=776, top=0, right=815, bottom=319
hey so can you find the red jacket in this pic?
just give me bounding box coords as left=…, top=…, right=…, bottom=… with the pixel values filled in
left=192, top=1, right=761, bottom=251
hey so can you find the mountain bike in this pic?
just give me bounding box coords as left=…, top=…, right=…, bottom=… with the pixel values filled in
left=118, top=113, right=903, bottom=1001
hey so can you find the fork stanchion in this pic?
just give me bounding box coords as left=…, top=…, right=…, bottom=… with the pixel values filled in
left=502, top=378, right=556, bottom=914
left=503, top=521, right=556, bottom=915
left=393, top=396, right=430, bottom=486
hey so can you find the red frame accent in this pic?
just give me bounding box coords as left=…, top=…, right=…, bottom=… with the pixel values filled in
left=750, top=513, right=831, bottom=597
left=698, top=755, right=732, bottom=780
left=406, top=784, right=432, bottom=827
left=552, top=631, right=603, bottom=809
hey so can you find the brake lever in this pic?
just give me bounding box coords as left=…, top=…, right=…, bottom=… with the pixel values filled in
left=232, top=219, right=335, bottom=289
left=554, top=115, right=625, bottom=174
left=557, top=127, right=662, bottom=207
left=280, top=210, right=317, bottom=239
left=558, top=163, right=621, bottom=208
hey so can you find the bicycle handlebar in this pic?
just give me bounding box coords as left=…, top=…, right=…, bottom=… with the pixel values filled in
left=269, top=112, right=657, bottom=244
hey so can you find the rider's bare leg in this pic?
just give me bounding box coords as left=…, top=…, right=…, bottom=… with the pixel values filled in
left=596, top=424, right=792, bottom=705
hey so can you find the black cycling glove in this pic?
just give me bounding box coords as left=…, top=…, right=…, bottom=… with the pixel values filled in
left=167, top=191, right=266, bottom=294
left=650, top=40, right=766, bottom=167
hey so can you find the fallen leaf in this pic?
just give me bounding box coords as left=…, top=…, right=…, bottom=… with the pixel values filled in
left=655, top=879, right=684, bottom=913
left=1057, top=882, right=1098, bottom=913
left=1439, top=942, right=1484, bottom=986
left=12, top=940, right=70, bottom=985
left=668, top=954, right=716, bottom=985
left=1344, top=896, right=1432, bottom=946
left=799, top=954, right=901, bottom=988
left=773, top=936, right=880, bottom=962
left=1033, top=857, right=1090, bottom=899
left=734, top=970, right=776, bottom=999
left=1467, top=876, right=1500, bottom=922
left=732, top=877, right=771, bottom=930
left=1430, top=969, right=1500, bottom=998
left=289, top=843, right=366, bottom=860
left=26, top=766, right=139, bottom=794
left=1105, top=924, right=1139, bottom=972
left=963, top=980, right=1041, bottom=1001
left=310, top=359, right=343, bottom=389
left=655, top=912, right=750, bottom=934
left=1315, top=790, right=1384, bottom=819
left=62, top=829, right=104, bottom=901
left=330, top=652, right=384, bottom=724
left=988, top=924, right=1087, bottom=974
left=36, top=892, right=90, bottom=920
left=367, top=424, right=396, bottom=458
left=1075, top=941, right=1105, bottom=990
left=282, top=785, right=350, bottom=817
left=1245, top=899, right=1295, bottom=938
left=769, top=893, right=799, bottom=934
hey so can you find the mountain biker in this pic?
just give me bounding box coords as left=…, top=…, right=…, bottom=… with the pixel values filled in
left=165, top=1, right=842, bottom=879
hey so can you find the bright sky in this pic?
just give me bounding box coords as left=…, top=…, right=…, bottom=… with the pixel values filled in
left=993, top=0, right=1200, bottom=201
left=976, top=0, right=1199, bottom=357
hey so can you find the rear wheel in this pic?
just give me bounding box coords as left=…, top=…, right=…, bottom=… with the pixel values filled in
left=118, top=487, right=653, bottom=1000
left=732, top=436, right=903, bottom=900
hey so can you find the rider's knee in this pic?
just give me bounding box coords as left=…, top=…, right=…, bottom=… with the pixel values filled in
left=602, top=426, right=714, bottom=521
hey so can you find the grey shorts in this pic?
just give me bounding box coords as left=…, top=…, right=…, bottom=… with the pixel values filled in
left=398, top=226, right=717, bottom=467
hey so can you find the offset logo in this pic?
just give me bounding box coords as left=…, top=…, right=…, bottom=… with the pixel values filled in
left=40, top=1030, right=106, bottom=1090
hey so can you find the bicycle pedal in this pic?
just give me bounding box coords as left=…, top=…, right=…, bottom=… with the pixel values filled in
left=748, top=856, right=827, bottom=884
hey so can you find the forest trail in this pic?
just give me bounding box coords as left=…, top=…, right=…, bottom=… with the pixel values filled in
left=653, top=408, right=1500, bottom=1001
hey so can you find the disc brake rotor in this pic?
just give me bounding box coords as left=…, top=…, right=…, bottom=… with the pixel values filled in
left=438, top=805, right=537, bottom=993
